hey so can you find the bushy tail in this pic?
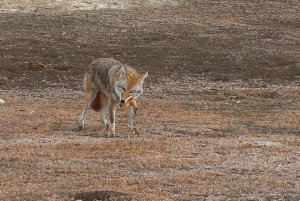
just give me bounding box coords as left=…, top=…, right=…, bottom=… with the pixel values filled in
left=91, top=91, right=102, bottom=111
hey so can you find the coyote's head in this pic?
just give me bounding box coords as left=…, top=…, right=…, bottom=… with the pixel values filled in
left=114, top=66, right=148, bottom=105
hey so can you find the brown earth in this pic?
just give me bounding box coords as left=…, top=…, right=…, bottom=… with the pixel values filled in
left=1, top=1, right=300, bottom=200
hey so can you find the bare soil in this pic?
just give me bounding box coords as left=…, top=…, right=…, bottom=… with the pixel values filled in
left=1, top=1, right=300, bottom=200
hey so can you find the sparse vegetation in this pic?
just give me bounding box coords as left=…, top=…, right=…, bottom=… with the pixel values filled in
left=0, top=1, right=299, bottom=200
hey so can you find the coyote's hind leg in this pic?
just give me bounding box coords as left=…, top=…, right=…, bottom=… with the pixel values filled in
left=78, top=89, right=97, bottom=130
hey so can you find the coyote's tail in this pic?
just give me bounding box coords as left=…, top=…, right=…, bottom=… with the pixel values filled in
left=91, top=91, right=102, bottom=111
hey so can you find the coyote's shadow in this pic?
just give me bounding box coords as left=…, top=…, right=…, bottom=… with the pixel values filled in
left=72, top=126, right=137, bottom=139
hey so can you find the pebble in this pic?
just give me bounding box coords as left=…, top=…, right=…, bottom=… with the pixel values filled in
left=247, top=140, right=282, bottom=147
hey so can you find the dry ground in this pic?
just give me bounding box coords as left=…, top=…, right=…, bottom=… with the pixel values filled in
left=1, top=0, right=300, bottom=200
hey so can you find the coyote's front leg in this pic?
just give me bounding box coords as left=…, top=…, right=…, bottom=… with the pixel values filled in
left=126, top=99, right=138, bottom=136
left=100, top=96, right=110, bottom=130
left=109, top=103, right=118, bottom=137
left=128, top=106, right=138, bottom=136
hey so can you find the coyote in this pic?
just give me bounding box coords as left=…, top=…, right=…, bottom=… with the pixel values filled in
left=78, top=58, right=148, bottom=137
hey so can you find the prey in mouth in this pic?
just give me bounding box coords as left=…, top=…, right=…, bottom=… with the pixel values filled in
left=120, top=97, right=138, bottom=114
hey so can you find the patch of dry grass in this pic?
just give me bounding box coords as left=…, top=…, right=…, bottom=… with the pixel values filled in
left=1, top=0, right=179, bottom=12
left=1, top=86, right=299, bottom=200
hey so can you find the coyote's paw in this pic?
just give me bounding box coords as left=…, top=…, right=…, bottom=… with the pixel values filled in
left=107, top=127, right=117, bottom=138
left=78, top=123, right=84, bottom=131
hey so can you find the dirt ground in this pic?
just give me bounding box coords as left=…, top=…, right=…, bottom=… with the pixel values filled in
left=1, top=1, right=300, bottom=200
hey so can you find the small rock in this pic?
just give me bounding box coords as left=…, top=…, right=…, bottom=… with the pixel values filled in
left=36, top=124, right=50, bottom=133
left=28, top=61, right=45, bottom=71
left=0, top=99, right=5, bottom=104
left=247, top=140, right=282, bottom=147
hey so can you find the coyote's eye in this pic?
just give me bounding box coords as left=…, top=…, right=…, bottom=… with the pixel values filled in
left=118, top=86, right=125, bottom=92
left=131, top=90, right=141, bottom=94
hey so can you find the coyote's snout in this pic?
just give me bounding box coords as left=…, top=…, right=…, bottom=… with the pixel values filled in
left=78, top=58, right=148, bottom=137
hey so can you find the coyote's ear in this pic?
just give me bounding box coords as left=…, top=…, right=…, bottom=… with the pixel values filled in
left=116, top=66, right=126, bottom=79
left=139, top=71, right=148, bottom=83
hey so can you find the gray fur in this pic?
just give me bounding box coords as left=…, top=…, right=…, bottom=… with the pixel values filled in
left=79, top=58, right=147, bottom=137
